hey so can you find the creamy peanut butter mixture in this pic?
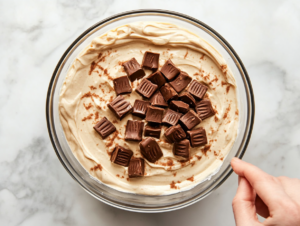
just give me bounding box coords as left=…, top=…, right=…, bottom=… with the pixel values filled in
left=59, top=22, right=239, bottom=195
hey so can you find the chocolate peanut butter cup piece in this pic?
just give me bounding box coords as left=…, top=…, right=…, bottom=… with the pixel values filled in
left=132, top=99, right=150, bottom=118
left=108, top=95, right=133, bottom=120
left=93, top=117, right=116, bottom=139
left=128, top=158, right=145, bottom=178
left=145, top=106, right=164, bottom=124
left=187, top=80, right=208, bottom=100
left=110, top=145, right=133, bottom=167
left=169, top=100, right=189, bottom=114
left=164, top=124, right=186, bottom=143
left=187, top=127, right=207, bottom=147
left=140, top=137, right=163, bottom=163
left=160, top=59, right=180, bottom=81
left=136, top=79, right=158, bottom=99
left=160, top=83, right=178, bottom=102
left=147, top=71, right=166, bottom=89
left=123, top=58, right=145, bottom=82
left=141, top=51, right=160, bottom=71
left=195, top=99, right=215, bottom=120
left=162, top=109, right=182, bottom=126
left=125, top=120, right=144, bottom=141
left=169, top=71, right=192, bottom=93
left=173, top=139, right=190, bottom=159
left=178, top=91, right=196, bottom=108
left=150, top=91, right=168, bottom=108
left=113, top=76, right=132, bottom=95
left=144, top=124, right=161, bottom=139
left=179, top=110, right=201, bottom=130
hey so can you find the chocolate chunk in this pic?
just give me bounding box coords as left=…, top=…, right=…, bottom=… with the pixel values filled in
left=141, top=51, right=160, bottom=71
left=93, top=117, right=116, bottom=139
left=144, top=124, right=161, bottom=139
left=125, top=120, right=144, bottom=141
left=139, top=137, right=163, bottom=163
left=160, top=59, right=180, bottom=81
left=108, top=95, right=133, bottom=120
left=123, top=58, right=145, bottom=82
left=162, top=109, right=182, bottom=126
left=132, top=99, right=150, bottom=118
left=160, top=83, right=178, bottom=102
left=110, top=145, right=133, bottom=167
left=169, top=71, right=192, bottom=93
left=178, top=91, right=196, bottom=108
left=150, top=91, right=168, bottom=108
left=187, top=80, right=208, bottom=99
left=195, top=99, right=215, bottom=120
left=173, top=139, right=190, bottom=159
left=179, top=110, right=201, bottom=130
left=128, top=158, right=145, bottom=178
left=113, top=76, right=132, bottom=95
left=169, top=100, right=189, bottom=114
left=164, top=124, right=186, bottom=143
left=147, top=71, right=166, bottom=89
left=145, top=106, right=164, bottom=124
left=136, top=79, right=158, bottom=99
left=187, top=128, right=207, bottom=147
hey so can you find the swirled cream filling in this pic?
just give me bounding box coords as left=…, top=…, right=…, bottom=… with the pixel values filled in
left=59, top=22, right=239, bottom=195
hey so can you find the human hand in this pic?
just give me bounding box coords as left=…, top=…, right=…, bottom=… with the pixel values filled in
left=231, top=157, right=300, bottom=226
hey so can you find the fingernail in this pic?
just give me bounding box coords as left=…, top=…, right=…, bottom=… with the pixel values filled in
left=232, top=157, right=242, bottom=163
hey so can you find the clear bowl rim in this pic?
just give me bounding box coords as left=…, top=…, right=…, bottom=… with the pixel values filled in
left=46, top=9, right=255, bottom=213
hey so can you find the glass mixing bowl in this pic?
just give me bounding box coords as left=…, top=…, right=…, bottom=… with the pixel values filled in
left=46, top=9, right=255, bottom=213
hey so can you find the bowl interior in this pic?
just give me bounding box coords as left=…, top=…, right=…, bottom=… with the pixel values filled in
left=46, top=10, right=254, bottom=213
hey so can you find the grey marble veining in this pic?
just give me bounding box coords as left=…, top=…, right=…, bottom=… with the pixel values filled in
left=1, top=0, right=300, bottom=225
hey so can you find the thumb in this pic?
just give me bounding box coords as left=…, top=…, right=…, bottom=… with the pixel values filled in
left=232, top=176, right=262, bottom=226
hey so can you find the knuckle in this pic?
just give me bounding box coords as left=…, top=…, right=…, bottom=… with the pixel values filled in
left=280, top=201, right=300, bottom=216
left=292, top=178, right=300, bottom=184
left=232, top=197, right=240, bottom=208
left=277, top=176, right=288, bottom=182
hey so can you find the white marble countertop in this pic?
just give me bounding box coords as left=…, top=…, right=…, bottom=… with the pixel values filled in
left=1, top=0, right=300, bottom=225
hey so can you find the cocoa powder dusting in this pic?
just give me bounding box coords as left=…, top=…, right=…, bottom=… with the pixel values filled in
left=173, top=172, right=177, bottom=177
left=208, top=77, right=219, bottom=85
left=220, top=64, right=227, bottom=74
left=223, top=104, right=231, bottom=119
left=184, top=51, right=188, bottom=59
left=104, top=68, right=113, bottom=81
left=170, top=181, right=179, bottom=189
left=89, top=61, right=97, bottom=75
left=81, top=92, right=92, bottom=99
left=89, top=85, right=97, bottom=90
left=161, top=159, right=174, bottom=167
left=95, top=112, right=99, bottom=121
left=195, top=155, right=202, bottom=161
left=202, top=144, right=211, bottom=156
left=83, top=103, right=93, bottom=110
left=90, top=164, right=102, bottom=171
left=105, top=131, right=119, bottom=148
left=214, top=116, right=219, bottom=122
left=226, top=85, right=231, bottom=93
left=82, top=113, right=93, bottom=121
left=187, top=176, right=194, bottom=182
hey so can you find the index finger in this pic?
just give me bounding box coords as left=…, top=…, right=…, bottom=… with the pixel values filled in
left=231, top=158, right=288, bottom=209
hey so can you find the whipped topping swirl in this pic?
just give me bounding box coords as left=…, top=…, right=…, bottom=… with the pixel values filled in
left=59, top=22, right=239, bottom=195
